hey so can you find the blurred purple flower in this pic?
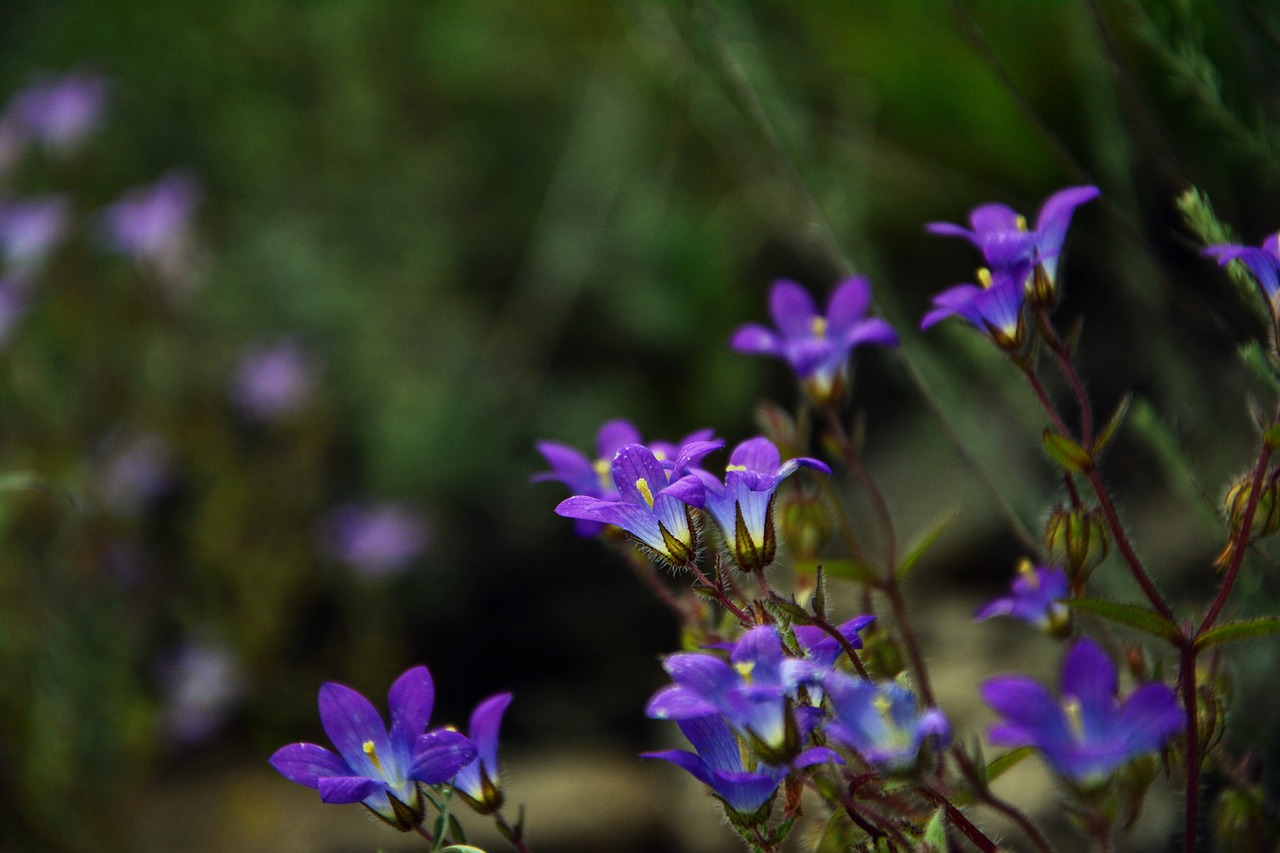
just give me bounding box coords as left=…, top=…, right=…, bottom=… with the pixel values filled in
left=97, top=431, right=173, bottom=516
left=231, top=339, right=316, bottom=421
left=1205, top=232, right=1280, bottom=329
left=8, top=70, right=108, bottom=152
left=822, top=672, right=951, bottom=771
left=982, top=638, right=1182, bottom=785
left=0, top=195, right=68, bottom=271
left=975, top=561, right=1070, bottom=634
left=100, top=170, right=199, bottom=263
left=321, top=502, right=431, bottom=576
left=920, top=263, right=1029, bottom=350
left=158, top=639, right=245, bottom=745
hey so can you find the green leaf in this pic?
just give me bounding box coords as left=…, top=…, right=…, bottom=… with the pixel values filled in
left=793, top=558, right=878, bottom=584
left=984, top=746, right=1034, bottom=785
left=812, top=565, right=827, bottom=618
left=1093, top=393, right=1132, bottom=455
left=1043, top=429, right=1093, bottom=473
left=896, top=509, right=957, bottom=581
left=1065, top=598, right=1182, bottom=643
left=763, top=594, right=809, bottom=624
left=921, top=807, right=947, bottom=853
left=1195, top=616, right=1280, bottom=651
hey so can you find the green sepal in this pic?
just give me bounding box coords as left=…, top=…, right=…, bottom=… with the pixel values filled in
left=763, top=593, right=809, bottom=625
left=1093, top=392, right=1132, bottom=455
left=1043, top=429, right=1093, bottom=473
left=793, top=558, right=879, bottom=585
left=812, top=565, right=828, bottom=618
left=921, top=807, right=948, bottom=853
left=895, top=509, right=956, bottom=581
left=1195, top=616, right=1280, bottom=651
left=1264, top=421, right=1280, bottom=450
left=1065, top=598, right=1182, bottom=643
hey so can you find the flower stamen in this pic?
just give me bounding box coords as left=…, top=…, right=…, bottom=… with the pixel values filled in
left=363, top=739, right=383, bottom=773
left=635, top=478, right=655, bottom=508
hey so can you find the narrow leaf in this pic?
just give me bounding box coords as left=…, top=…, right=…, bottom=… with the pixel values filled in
left=1093, top=392, right=1132, bottom=455
left=1043, top=430, right=1093, bottom=473
left=984, top=746, right=1034, bottom=785
left=896, top=509, right=957, bottom=581
left=812, top=565, right=827, bottom=618
left=1195, top=617, right=1280, bottom=651
left=1065, top=598, right=1182, bottom=642
left=793, top=558, right=879, bottom=585
left=922, top=807, right=947, bottom=853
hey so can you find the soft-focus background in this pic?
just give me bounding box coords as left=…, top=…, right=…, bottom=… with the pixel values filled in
left=2, top=2, right=1280, bottom=851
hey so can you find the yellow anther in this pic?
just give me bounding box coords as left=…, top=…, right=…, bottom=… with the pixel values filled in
left=1015, top=215, right=1028, bottom=232
left=1063, top=696, right=1085, bottom=740
left=363, top=740, right=383, bottom=773
left=873, top=694, right=893, bottom=718
left=725, top=464, right=747, bottom=472
left=1017, top=558, right=1038, bottom=590
left=734, top=661, right=756, bottom=684
left=593, top=458, right=611, bottom=489
left=977, top=267, right=994, bottom=289
left=653, top=450, right=668, bottom=461
left=635, top=477, right=655, bottom=508
left=811, top=316, right=828, bottom=339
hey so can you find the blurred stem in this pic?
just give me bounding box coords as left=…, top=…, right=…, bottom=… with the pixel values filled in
left=1036, top=309, right=1093, bottom=448
left=950, top=746, right=1056, bottom=853
left=615, top=542, right=689, bottom=623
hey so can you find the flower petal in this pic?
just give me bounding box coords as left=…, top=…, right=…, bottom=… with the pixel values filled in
left=388, top=665, right=435, bottom=752
left=410, top=729, right=478, bottom=783
left=318, top=682, right=388, bottom=777
left=318, top=775, right=383, bottom=804
left=269, top=742, right=349, bottom=789
left=728, top=437, right=781, bottom=475
left=596, top=419, right=642, bottom=458
left=730, top=323, right=784, bottom=355
left=826, top=276, right=872, bottom=334
left=1060, top=638, right=1118, bottom=721
left=769, top=279, right=818, bottom=339
left=612, top=444, right=669, bottom=505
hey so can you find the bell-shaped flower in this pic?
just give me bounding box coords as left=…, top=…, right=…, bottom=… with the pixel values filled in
left=454, top=691, right=513, bottom=815
left=555, top=440, right=721, bottom=566
left=642, top=713, right=839, bottom=821
left=534, top=420, right=716, bottom=537
left=793, top=615, right=876, bottom=669
left=695, top=437, right=831, bottom=574
left=823, top=672, right=951, bottom=771
left=100, top=170, right=199, bottom=265
left=8, top=70, right=108, bottom=153
left=0, top=195, right=67, bottom=273
left=731, top=276, right=898, bottom=406
left=981, top=637, right=1182, bottom=786
left=270, top=665, right=477, bottom=829
left=1205, top=232, right=1280, bottom=331
left=921, top=263, right=1029, bottom=350
left=647, top=625, right=823, bottom=762
left=975, top=561, right=1071, bottom=635
left=927, top=185, right=1100, bottom=292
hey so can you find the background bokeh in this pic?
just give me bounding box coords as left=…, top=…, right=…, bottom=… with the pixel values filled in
left=2, top=2, right=1280, bottom=851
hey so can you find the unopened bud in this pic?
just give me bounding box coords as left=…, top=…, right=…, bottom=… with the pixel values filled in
left=1044, top=505, right=1110, bottom=586
left=1026, top=262, right=1057, bottom=309
left=778, top=490, right=830, bottom=562
left=1224, top=473, right=1280, bottom=540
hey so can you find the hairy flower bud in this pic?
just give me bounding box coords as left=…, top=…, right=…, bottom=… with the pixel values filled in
left=1044, top=505, right=1109, bottom=587
left=1224, top=474, right=1280, bottom=539
left=1026, top=261, right=1057, bottom=309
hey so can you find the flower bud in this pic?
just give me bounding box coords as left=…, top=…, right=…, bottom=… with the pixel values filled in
left=1224, top=473, right=1280, bottom=539
left=1026, top=261, right=1057, bottom=309
left=1044, top=504, right=1110, bottom=586
left=777, top=490, right=830, bottom=562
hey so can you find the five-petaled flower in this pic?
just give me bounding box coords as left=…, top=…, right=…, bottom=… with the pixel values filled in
left=269, top=665, right=477, bottom=829
left=554, top=440, right=721, bottom=567
left=920, top=262, right=1030, bottom=350
left=641, top=713, right=839, bottom=822
left=730, top=276, right=898, bottom=406
left=975, top=561, right=1071, bottom=636
left=927, top=185, right=1100, bottom=304
left=454, top=691, right=513, bottom=815
left=695, top=437, right=831, bottom=574
left=981, top=637, right=1182, bottom=786
left=1205, top=232, right=1280, bottom=335
left=822, top=672, right=951, bottom=772
left=534, top=420, right=716, bottom=537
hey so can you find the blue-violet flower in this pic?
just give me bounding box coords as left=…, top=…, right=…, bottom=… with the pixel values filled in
left=823, top=671, right=951, bottom=771
left=920, top=263, right=1030, bottom=350
left=975, top=561, right=1071, bottom=635
left=1205, top=232, right=1280, bottom=330
left=454, top=691, right=513, bottom=814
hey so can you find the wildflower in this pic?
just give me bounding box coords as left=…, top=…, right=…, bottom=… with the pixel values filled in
left=97, top=431, right=173, bottom=517
left=554, top=440, right=721, bottom=567
left=157, top=638, right=244, bottom=744
left=454, top=692, right=513, bottom=814
left=730, top=276, right=898, bottom=406
left=927, top=185, right=1100, bottom=299
left=320, top=502, right=431, bottom=577
left=793, top=615, right=876, bottom=669
left=270, top=665, right=477, bottom=829
left=231, top=339, right=316, bottom=422
left=0, top=195, right=67, bottom=272
left=8, top=70, right=107, bottom=152
left=642, top=713, right=838, bottom=821
left=1205, top=232, right=1280, bottom=330
left=823, top=672, right=951, bottom=771
left=920, top=262, right=1029, bottom=350
left=981, top=637, right=1182, bottom=786
left=534, top=420, right=715, bottom=537
left=975, top=561, right=1071, bottom=635
left=99, top=170, right=199, bottom=264
left=646, top=625, right=823, bottom=762
left=695, top=437, right=831, bottom=573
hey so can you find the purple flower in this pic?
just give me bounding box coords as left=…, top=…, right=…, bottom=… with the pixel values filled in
left=1205, top=232, right=1280, bottom=326
left=981, top=638, right=1182, bottom=786
left=97, top=431, right=173, bottom=517
left=8, top=71, right=108, bottom=152
left=0, top=195, right=68, bottom=272
left=731, top=277, right=898, bottom=406
left=270, top=665, right=477, bottom=829
left=321, top=502, right=431, bottom=577
left=231, top=339, right=316, bottom=422
left=555, top=440, right=722, bottom=567
left=534, top=420, right=716, bottom=537
left=642, top=713, right=838, bottom=819
left=823, top=672, right=951, bottom=771
left=99, top=170, right=199, bottom=263
left=695, top=437, right=831, bottom=573
left=793, top=615, right=876, bottom=669
left=920, top=263, right=1029, bottom=349
left=927, top=185, right=1100, bottom=287
left=975, top=561, right=1071, bottom=634
left=454, top=692, right=513, bottom=814
left=157, top=638, right=244, bottom=745
left=647, top=625, right=823, bottom=761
